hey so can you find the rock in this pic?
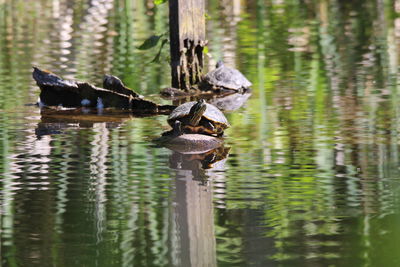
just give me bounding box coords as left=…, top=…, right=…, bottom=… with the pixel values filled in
left=155, top=134, right=224, bottom=154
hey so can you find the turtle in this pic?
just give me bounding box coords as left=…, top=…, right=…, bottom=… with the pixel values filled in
left=201, top=60, right=252, bottom=92
left=164, top=99, right=230, bottom=137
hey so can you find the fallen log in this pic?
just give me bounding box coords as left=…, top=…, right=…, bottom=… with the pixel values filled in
left=32, top=67, right=175, bottom=114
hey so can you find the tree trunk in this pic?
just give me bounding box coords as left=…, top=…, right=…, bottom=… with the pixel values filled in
left=169, top=0, right=206, bottom=90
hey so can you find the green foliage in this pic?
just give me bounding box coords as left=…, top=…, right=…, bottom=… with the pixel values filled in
left=151, top=39, right=168, bottom=63
left=154, top=0, right=168, bottom=5
left=136, top=33, right=169, bottom=63
left=137, top=35, right=163, bottom=50
left=203, top=45, right=209, bottom=54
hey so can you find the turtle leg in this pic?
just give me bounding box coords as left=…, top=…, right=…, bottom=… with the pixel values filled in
left=172, top=120, right=183, bottom=136
left=162, top=121, right=182, bottom=137
left=161, top=130, right=174, bottom=136
left=216, top=127, right=224, bottom=137
left=203, top=121, right=219, bottom=136
left=207, top=122, right=224, bottom=137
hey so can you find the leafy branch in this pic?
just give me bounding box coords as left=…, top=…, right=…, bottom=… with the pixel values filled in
left=137, top=33, right=169, bottom=63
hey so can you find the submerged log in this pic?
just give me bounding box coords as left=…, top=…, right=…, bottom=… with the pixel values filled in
left=32, top=67, right=175, bottom=114
left=169, top=0, right=206, bottom=90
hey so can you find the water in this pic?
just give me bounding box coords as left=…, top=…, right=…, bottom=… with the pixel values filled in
left=2, top=0, right=400, bottom=266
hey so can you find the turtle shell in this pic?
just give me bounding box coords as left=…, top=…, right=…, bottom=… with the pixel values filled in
left=203, top=63, right=252, bottom=91
left=168, top=101, right=230, bottom=134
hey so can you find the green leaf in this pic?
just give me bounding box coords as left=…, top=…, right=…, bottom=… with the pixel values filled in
left=154, top=0, right=168, bottom=5
left=137, top=35, right=162, bottom=50
left=151, top=39, right=168, bottom=63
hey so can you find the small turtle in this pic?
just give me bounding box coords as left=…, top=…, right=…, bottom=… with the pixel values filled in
left=201, top=61, right=252, bottom=92
left=164, top=99, right=230, bottom=137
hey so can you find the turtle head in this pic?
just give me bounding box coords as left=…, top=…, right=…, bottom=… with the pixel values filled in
left=189, top=99, right=207, bottom=126
left=216, top=60, right=224, bottom=68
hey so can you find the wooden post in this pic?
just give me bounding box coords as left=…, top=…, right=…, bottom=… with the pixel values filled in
left=169, top=0, right=206, bottom=90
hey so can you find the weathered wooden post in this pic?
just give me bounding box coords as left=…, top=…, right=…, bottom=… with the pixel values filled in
left=169, top=0, right=206, bottom=90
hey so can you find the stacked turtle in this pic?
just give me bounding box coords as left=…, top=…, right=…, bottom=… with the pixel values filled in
left=159, top=99, right=229, bottom=154
left=164, top=99, right=230, bottom=137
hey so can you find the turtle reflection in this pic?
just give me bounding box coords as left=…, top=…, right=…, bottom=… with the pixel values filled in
left=168, top=146, right=230, bottom=183
left=207, top=90, right=252, bottom=112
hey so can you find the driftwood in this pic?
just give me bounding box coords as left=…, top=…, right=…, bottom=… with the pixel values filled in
left=32, top=67, right=175, bottom=114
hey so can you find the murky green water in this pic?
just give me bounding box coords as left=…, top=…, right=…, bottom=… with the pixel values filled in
left=2, top=0, right=400, bottom=266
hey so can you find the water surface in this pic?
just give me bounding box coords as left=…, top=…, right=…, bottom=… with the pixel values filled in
left=2, top=0, right=400, bottom=266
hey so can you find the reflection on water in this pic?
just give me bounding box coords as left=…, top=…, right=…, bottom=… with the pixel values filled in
left=2, top=0, right=400, bottom=266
